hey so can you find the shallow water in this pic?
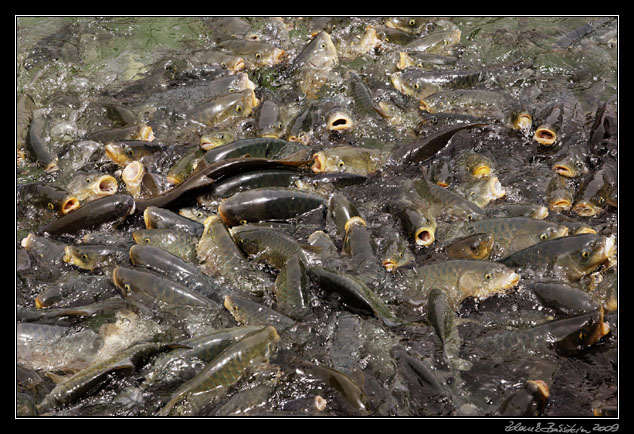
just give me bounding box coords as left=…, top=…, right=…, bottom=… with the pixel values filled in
left=16, top=16, right=617, bottom=418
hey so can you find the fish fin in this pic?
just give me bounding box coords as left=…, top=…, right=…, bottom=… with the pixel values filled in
left=45, top=372, right=71, bottom=384
left=300, top=243, right=324, bottom=254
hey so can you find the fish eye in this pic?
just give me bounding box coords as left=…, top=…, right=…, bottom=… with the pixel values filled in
left=338, top=161, right=345, bottom=168
left=408, top=19, right=416, bottom=26
left=578, top=331, right=587, bottom=341
left=540, top=233, right=548, bottom=240
left=598, top=197, right=605, bottom=204
left=413, top=83, right=420, bottom=89
left=221, top=62, right=227, bottom=68
left=86, top=178, right=91, bottom=183
left=255, top=52, right=261, bottom=59
left=81, top=254, right=89, bottom=262
left=240, top=219, right=248, bottom=225
left=398, top=251, right=403, bottom=257
left=124, top=283, right=131, bottom=292
left=320, top=43, right=326, bottom=49
left=581, top=250, right=590, bottom=258
left=143, top=238, right=150, bottom=244
left=277, top=122, right=283, bottom=129
left=236, top=105, right=243, bottom=112
left=47, top=202, right=55, bottom=210
left=484, top=273, right=492, bottom=280
left=416, top=63, right=423, bottom=68
left=126, top=148, right=134, bottom=156
left=467, top=215, right=473, bottom=222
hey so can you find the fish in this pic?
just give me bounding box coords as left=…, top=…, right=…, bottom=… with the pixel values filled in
left=546, top=174, right=574, bottom=212
left=157, top=325, right=280, bottom=416
left=132, top=228, right=198, bottom=263
left=444, top=217, right=569, bottom=259
left=572, top=169, right=614, bottom=217
left=495, top=380, right=550, bottom=417
left=39, top=194, right=135, bottom=235
left=307, top=266, right=403, bottom=326
left=389, top=123, right=486, bottom=165
left=63, top=244, right=129, bottom=270
left=533, top=103, right=563, bottom=146
left=312, top=146, right=384, bottom=176
left=500, top=233, right=616, bottom=281
left=326, top=107, right=355, bottom=132
left=166, top=146, right=205, bottom=185
left=403, top=29, right=462, bottom=53
left=187, top=88, right=259, bottom=127
left=454, top=151, right=495, bottom=180
left=391, top=67, right=483, bottom=99
left=64, top=171, right=119, bottom=202
left=86, top=125, right=154, bottom=144
left=141, top=325, right=265, bottom=391
left=17, top=183, right=80, bottom=215
left=485, top=203, right=549, bottom=220
left=444, top=232, right=494, bottom=260
left=348, top=72, right=391, bottom=119
left=396, top=51, right=458, bottom=70
left=274, top=254, right=311, bottom=321
left=477, top=309, right=610, bottom=357
left=457, top=176, right=506, bottom=208
left=384, top=17, right=431, bottom=34
left=143, top=206, right=204, bottom=237
left=104, top=140, right=165, bottom=166
left=224, top=295, right=296, bottom=331
left=551, top=141, right=590, bottom=178
left=231, top=226, right=316, bottom=270
left=37, top=341, right=185, bottom=414
left=199, top=130, right=238, bottom=151
left=328, top=193, right=366, bottom=236
left=290, top=31, right=338, bottom=72
left=418, top=89, right=514, bottom=121
left=27, top=114, right=57, bottom=171
left=412, top=178, right=484, bottom=222
left=256, top=100, right=285, bottom=138
left=389, top=200, right=437, bottom=247
left=196, top=215, right=272, bottom=295
left=217, top=187, right=328, bottom=227
left=209, top=169, right=302, bottom=198
left=112, top=266, right=218, bottom=308
left=382, top=238, right=415, bottom=271
left=530, top=281, right=599, bottom=315
left=406, top=260, right=521, bottom=309
left=204, top=137, right=305, bottom=164
left=216, top=39, right=286, bottom=68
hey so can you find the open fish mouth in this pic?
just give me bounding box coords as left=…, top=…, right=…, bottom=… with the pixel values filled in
left=550, top=198, right=572, bottom=211
left=94, top=175, right=119, bottom=195
left=123, top=161, right=145, bottom=184
left=603, top=235, right=616, bottom=258
left=61, top=196, right=80, bottom=214
left=552, top=164, right=574, bottom=177
left=137, top=125, right=155, bottom=141
left=273, top=49, right=286, bottom=64
left=414, top=227, right=435, bottom=246
left=572, top=201, right=601, bottom=217
left=513, top=113, right=533, bottom=130
left=506, top=271, right=521, bottom=289
left=534, top=126, right=557, bottom=145
left=231, top=58, right=246, bottom=71
left=344, top=216, right=367, bottom=232
left=488, top=177, right=506, bottom=198
left=382, top=259, right=398, bottom=272
left=327, top=111, right=355, bottom=131
left=418, top=99, right=432, bottom=113
left=473, top=164, right=491, bottom=178
left=311, top=152, right=326, bottom=173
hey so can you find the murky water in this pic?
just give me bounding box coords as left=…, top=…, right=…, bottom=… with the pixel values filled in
left=16, top=16, right=617, bottom=418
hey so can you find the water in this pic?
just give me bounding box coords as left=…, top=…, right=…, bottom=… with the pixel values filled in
left=16, top=16, right=617, bottom=418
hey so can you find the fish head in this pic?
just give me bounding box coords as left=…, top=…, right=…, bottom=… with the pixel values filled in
left=382, top=239, right=415, bottom=271
left=311, top=147, right=379, bottom=175
left=63, top=245, right=96, bottom=270
left=295, top=31, right=338, bottom=70
left=551, top=310, right=610, bottom=356
left=458, top=262, right=520, bottom=299
left=446, top=233, right=494, bottom=260
left=567, top=235, right=616, bottom=277
left=384, top=17, right=429, bottom=34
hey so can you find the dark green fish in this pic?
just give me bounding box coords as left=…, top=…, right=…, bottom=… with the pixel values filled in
left=218, top=187, right=328, bottom=226
left=224, top=295, right=296, bottom=332
left=112, top=266, right=218, bottom=308
left=500, top=233, right=616, bottom=281
left=157, top=326, right=280, bottom=416
left=274, top=254, right=311, bottom=321
left=204, top=137, right=304, bottom=164
left=307, top=266, right=403, bottom=327
left=495, top=380, right=550, bottom=417
left=530, top=281, right=599, bottom=315
left=39, top=194, right=135, bottom=235
left=143, top=206, right=204, bottom=237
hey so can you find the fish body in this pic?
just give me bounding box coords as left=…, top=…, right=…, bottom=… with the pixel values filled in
left=500, top=233, right=616, bottom=281
left=210, top=169, right=302, bottom=198
left=218, top=187, right=328, bottom=226
left=63, top=244, right=129, bottom=270
left=204, top=137, right=304, bottom=164
left=143, top=206, right=204, bottom=237
left=132, top=228, right=198, bottom=263
left=307, top=266, right=402, bottom=326
left=408, top=260, right=520, bottom=309
left=196, top=215, right=272, bottom=294
left=275, top=254, right=311, bottom=320
left=39, top=194, right=135, bottom=235
left=158, top=325, right=280, bottom=416
left=403, top=29, right=461, bottom=53
left=187, top=88, right=259, bottom=127
left=112, top=266, right=218, bottom=308
left=312, top=146, right=384, bottom=176
left=413, top=178, right=484, bottom=222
